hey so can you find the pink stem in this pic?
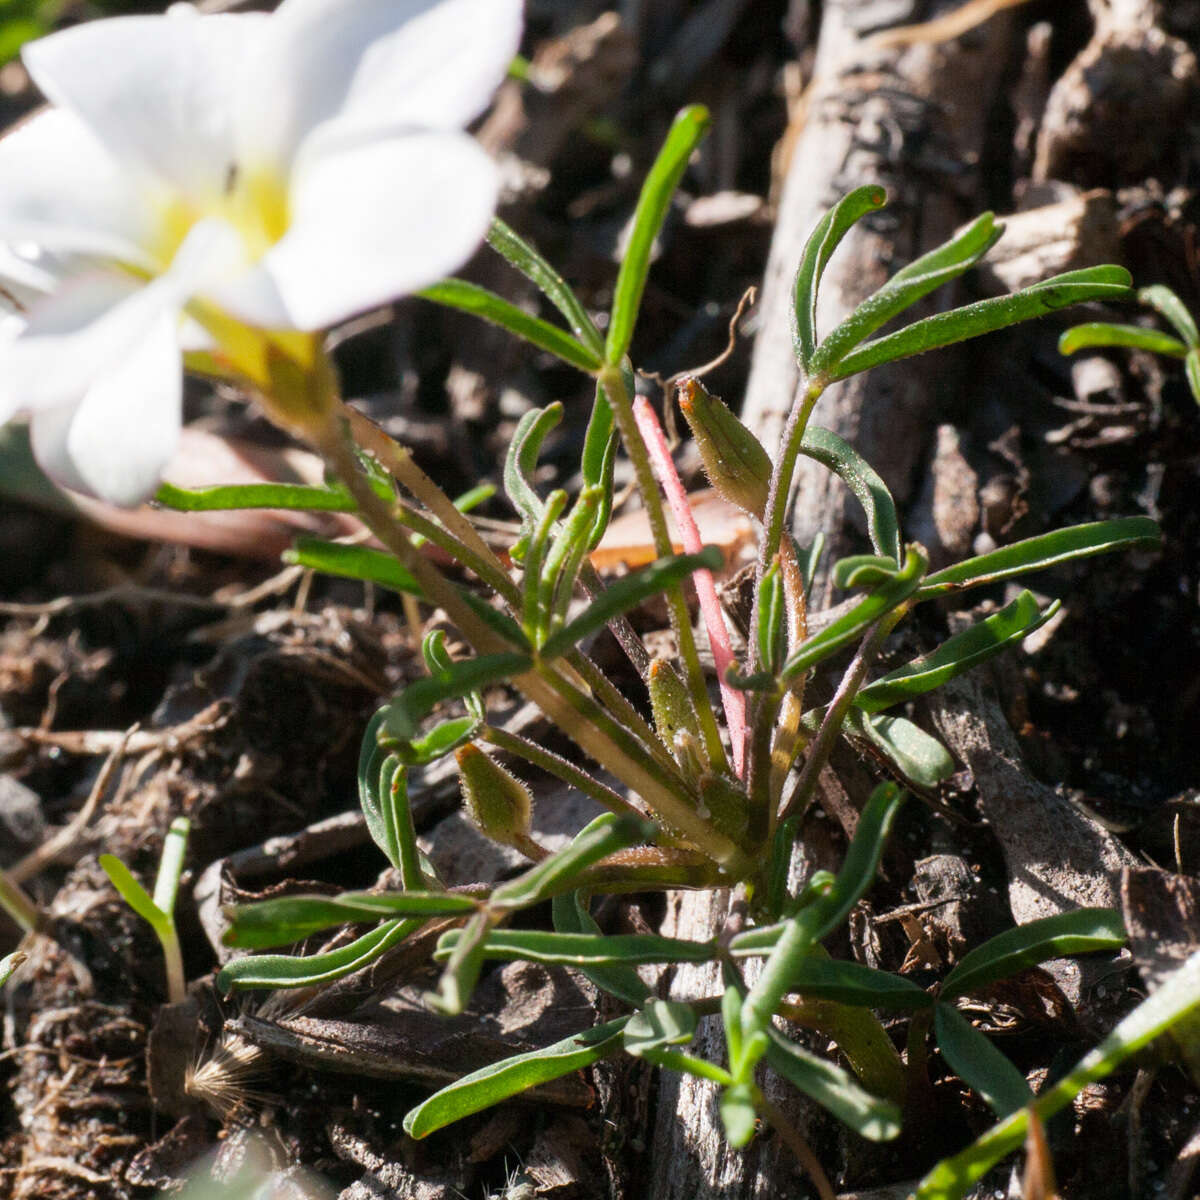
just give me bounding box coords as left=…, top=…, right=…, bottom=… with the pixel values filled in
left=633, top=394, right=746, bottom=777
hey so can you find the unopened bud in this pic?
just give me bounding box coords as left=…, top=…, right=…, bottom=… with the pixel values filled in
left=698, top=771, right=750, bottom=845
left=456, top=744, right=533, bottom=851
left=678, top=377, right=771, bottom=519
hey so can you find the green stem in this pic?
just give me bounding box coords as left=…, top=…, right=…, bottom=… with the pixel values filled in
left=319, top=399, right=750, bottom=875
left=345, top=407, right=519, bottom=606
left=0, top=868, right=40, bottom=933
left=159, top=922, right=186, bottom=1006
left=761, top=379, right=823, bottom=570
left=781, top=608, right=904, bottom=823
left=598, top=364, right=729, bottom=774
left=480, top=724, right=640, bottom=819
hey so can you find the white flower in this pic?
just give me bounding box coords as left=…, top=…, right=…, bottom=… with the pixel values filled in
left=0, top=0, right=523, bottom=505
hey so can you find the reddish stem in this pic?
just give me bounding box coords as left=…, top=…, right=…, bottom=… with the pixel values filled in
left=633, top=395, right=746, bottom=777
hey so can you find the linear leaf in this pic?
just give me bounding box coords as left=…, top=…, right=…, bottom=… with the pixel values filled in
left=623, top=1000, right=698, bottom=1057
left=606, top=105, right=710, bottom=365
left=779, top=545, right=926, bottom=682
left=792, top=185, right=888, bottom=371
left=798, top=426, right=901, bottom=561
left=1058, top=322, right=1188, bottom=358
left=828, top=266, right=1133, bottom=381
left=788, top=956, right=933, bottom=1010
left=218, top=918, right=419, bottom=991
left=811, top=212, right=1001, bottom=376
left=286, top=538, right=422, bottom=595
left=487, top=217, right=605, bottom=355
left=419, top=279, right=602, bottom=372
left=915, top=949, right=1200, bottom=1199
left=846, top=710, right=955, bottom=788
left=99, top=855, right=165, bottom=935
left=917, top=516, right=1159, bottom=600
left=856, top=591, right=1058, bottom=713
left=492, top=813, right=654, bottom=909
left=155, top=479, right=355, bottom=513
left=403, top=1017, right=629, bottom=1138
left=434, top=929, right=717, bottom=967
left=379, top=653, right=532, bottom=747
left=552, top=890, right=650, bottom=1006
left=765, top=1027, right=901, bottom=1142
left=541, top=547, right=723, bottom=660
left=223, top=891, right=476, bottom=950
left=942, top=908, right=1126, bottom=999
left=1139, top=284, right=1199, bottom=347
left=935, top=1003, right=1033, bottom=1118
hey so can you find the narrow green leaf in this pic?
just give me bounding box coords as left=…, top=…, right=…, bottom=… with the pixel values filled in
left=780, top=545, right=926, bottom=682
left=580, top=384, right=618, bottom=548
left=222, top=891, right=476, bottom=950
left=718, top=1083, right=760, bottom=1148
left=756, top=560, right=786, bottom=674
left=915, top=949, right=1200, bottom=1199
left=492, top=813, right=654, bottom=909
left=832, top=555, right=902, bottom=591
left=811, top=212, right=1002, bottom=376
left=285, top=539, right=421, bottom=596
left=856, top=592, right=1058, bottom=713
left=917, top=516, right=1159, bottom=600
left=846, top=710, right=956, bottom=788
left=540, top=547, right=723, bottom=660
left=1058, top=322, right=1188, bottom=358
left=419, top=279, right=602, bottom=372
left=403, top=1016, right=630, bottom=1138
left=487, top=217, right=605, bottom=355
left=99, top=855, right=165, bottom=935
left=828, top=266, right=1133, bottom=381
left=935, top=1003, right=1033, bottom=1118
left=217, top=917, right=419, bottom=991
left=792, top=186, right=888, bottom=371
left=942, top=908, right=1126, bottom=999
left=765, top=1028, right=901, bottom=1142
left=154, top=479, right=355, bottom=513
left=428, top=909, right=490, bottom=1015
left=606, top=105, right=711, bottom=365
left=1139, top=284, right=1199, bottom=347
left=552, top=890, right=650, bottom=1006
left=624, top=999, right=698, bottom=1057
left=435, top=929, right=717, bottom=967
left=505, top=403, right=563, bottom=552
left=378, top=653, right=532, bottom=748
left=1187, top=348, right=1200, bottom=406
left=788, top=956, right=933, bottom=1010
left=741, top=785, right=906, bottom=1049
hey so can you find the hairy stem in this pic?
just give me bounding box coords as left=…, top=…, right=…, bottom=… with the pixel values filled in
left=599, top=365, right=729, bottom=774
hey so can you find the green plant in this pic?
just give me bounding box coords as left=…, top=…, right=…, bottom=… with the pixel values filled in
left=100, top=816, right=191, bottom=1005
left=1060, top=283, right=1200, bottom=405
left=158, top=107, right=1184, bottom=1191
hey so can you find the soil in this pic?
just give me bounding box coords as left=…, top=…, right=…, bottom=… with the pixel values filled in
left=2, top=2, right=1200, bottom=1198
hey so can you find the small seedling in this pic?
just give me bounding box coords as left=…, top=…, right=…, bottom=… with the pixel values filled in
left=100, top=816, right=191, bottom=1005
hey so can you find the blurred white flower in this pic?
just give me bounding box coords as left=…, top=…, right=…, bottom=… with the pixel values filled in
left=0, top=0, right=522, bottom=504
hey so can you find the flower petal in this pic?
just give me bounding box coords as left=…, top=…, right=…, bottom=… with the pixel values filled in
left=23, top=7, right=266, bottom=203
left=0, top=109, right=156, bottom=264
left=6, top=218, right=242, bottom=407
left=238, top=0, right=521, bottom=170
left=30, top=310, right=182, bottom=506
left=215, top=131, right=498, bottom=331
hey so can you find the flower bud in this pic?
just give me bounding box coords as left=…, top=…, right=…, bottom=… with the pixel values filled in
left=456, top=744, right=533, bottom=851
left=698, top=771, right=750, bottom=845
left=677, top=377, right=771, bottom=519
